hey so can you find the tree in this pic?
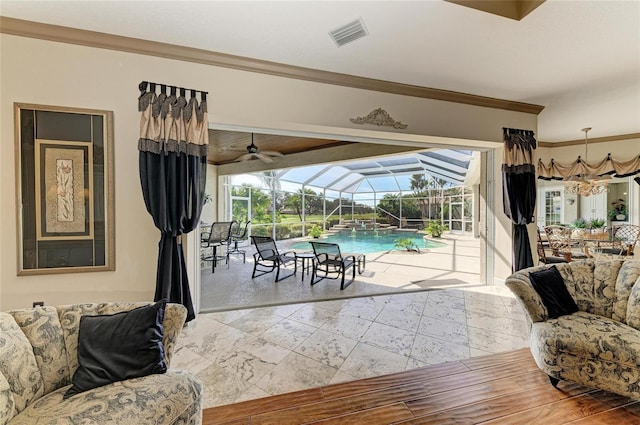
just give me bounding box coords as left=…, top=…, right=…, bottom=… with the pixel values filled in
left=305, top=190, right=323, bottom=215
left=284, top=188, right=320, bottom=220
left=231, top=184, right=272, bottom=223
left=259, top=171, right=282, bottom=223
left=377, top=193, right=420, bottom=225
left=410, top=174, right=450, bottom=219
left=410, top=174, right=430, bottom=218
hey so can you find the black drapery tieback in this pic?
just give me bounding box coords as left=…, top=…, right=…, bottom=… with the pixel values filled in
left=503, top=127, right=537, bottom=151
left=154, top=232, right=194, bottom=321
left=512, top=224, right=534, bottom=272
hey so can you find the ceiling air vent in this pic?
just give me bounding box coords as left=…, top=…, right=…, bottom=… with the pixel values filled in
left=329, top=18, right=368, bottom=47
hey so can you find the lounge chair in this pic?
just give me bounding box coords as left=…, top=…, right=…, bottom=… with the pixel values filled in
left=251, top=236, right=297, bottom=281
left=309, top=241, right=356, bottom=290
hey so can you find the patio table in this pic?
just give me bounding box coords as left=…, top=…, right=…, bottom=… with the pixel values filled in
left=295, top=252, right=316, bottom=282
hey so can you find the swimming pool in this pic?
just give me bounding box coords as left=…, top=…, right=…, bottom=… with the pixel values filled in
left=290, top=231, right=446, bottom=254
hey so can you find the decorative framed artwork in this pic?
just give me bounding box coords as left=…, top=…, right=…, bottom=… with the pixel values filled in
left=15, top=103, right=115, bottom=275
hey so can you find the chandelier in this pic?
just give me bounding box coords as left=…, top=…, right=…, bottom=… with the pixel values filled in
left=564, top=127, right=610, bottom=197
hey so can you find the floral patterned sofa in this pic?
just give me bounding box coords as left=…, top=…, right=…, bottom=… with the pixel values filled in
left=0, top=302, right=202, bottom=425
left=506, top=259, right=640, bottom=400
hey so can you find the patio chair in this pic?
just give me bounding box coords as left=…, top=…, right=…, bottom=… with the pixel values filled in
left=536, top=227, right=567, bottom=265
left=309, top=241, right=356, bottom=290
left=544, top=225, right=588, bottom=262
left=251, top=236, right=297, bottom=281
left=227, top=221, right=251, bottom=263
left=202, top=221, right=236, bottom=273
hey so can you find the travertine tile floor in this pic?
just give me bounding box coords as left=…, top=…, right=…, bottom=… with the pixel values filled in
left=174, top=285, right=530, bottom=409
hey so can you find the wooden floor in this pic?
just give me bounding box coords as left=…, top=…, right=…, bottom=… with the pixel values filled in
left=202, top=348, right=640, bottom=425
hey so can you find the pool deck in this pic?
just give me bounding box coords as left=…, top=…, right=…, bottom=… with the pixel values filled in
left=199, top=232, right=481, bottom=312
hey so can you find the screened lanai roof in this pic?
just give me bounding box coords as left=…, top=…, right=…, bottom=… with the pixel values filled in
left=275, top=149, right=476, bottom=194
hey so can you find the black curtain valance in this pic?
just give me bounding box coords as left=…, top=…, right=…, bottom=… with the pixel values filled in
left=502, top=128, right=537, bottom=151
left=138, top=81, right=208, bottom=157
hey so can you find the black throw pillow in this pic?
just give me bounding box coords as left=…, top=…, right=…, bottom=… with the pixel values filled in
left=529, top=266, right=578, bottom=319
left=64, top=300, right=167, bottom=399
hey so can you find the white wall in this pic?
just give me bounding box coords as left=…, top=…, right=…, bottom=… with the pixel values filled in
left=200, top=166, right=218, bottom=225
left=1, top=33, right=536, bottom=309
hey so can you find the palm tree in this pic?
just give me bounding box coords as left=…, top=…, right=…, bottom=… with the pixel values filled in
left=410, top=174, right=429, bottom=219
left=259, top=171, right=281, bottom=229
left=410, top=174, right=447, bottom=219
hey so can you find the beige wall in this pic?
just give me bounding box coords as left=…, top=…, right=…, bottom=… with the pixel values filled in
left=1, top=33, right=536, bottom=310
left=536, top=137, right=640, bottom=164
left=536, top=137, right=640, bottom=226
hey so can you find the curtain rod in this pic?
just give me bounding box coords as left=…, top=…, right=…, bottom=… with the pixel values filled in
left=138, top=81, right=208, bottom=100
left=503, top=127, right=534, bottom=133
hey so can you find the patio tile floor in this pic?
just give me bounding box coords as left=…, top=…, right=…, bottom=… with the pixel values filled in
left=199, top=233, right=483, bottom=312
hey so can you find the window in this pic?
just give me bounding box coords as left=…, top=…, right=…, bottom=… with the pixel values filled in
left=545, top=191, right=562, bottom=225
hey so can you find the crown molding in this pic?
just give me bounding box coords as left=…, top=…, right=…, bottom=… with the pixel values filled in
left=445, top=0, right=546, bottom=21
left=538, top=133, right=640, bottom=148
left=1, top=17, right=544, bottom=115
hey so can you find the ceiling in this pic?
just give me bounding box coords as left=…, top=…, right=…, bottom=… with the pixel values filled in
left=1, top=0, right=639, bottom=143
left=275, top=149, right=475, bottom=194
left=210, top=130, right=351, bottom=164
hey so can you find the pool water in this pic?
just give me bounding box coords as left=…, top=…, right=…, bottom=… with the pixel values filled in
left=290, top=231, right=446, bottom=254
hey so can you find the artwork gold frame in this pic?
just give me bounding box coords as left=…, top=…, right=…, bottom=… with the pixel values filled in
left=15, top=103, right=115, bottom=275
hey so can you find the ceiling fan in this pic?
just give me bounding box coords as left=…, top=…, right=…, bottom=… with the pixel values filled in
left=235, top=133, right=284, bottom=163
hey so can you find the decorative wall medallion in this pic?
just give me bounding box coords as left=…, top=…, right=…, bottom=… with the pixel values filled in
left=349, top=108, right=408, bottom=129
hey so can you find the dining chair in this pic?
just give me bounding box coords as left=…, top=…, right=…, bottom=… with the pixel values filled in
left=599, top=224, right=640, bottom=257
left=227, top=221, right=251, bottom=263
left=544, top=225, right=588, bottom=262
left=536, top=227, right=567, bottom=265
left=200, top=223, right=212, bottom=252
left=201, top=221, right=236, bottom=272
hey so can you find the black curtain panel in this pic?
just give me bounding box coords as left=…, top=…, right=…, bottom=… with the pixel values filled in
left=502, top=128, right=537, bottom=272
left=138, top=82, right=209, bottom=322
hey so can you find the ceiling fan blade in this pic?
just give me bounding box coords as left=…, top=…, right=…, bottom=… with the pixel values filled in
left=236, top=153, right=254, bottom=162
left=256, top=153, right=275, bottom=163
left=261, top=150, right=284, bottom=157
